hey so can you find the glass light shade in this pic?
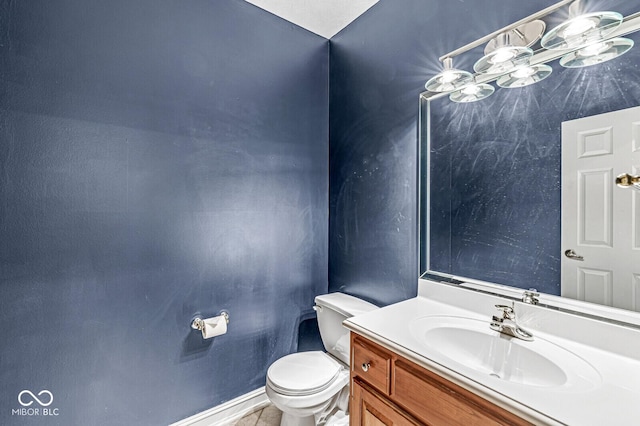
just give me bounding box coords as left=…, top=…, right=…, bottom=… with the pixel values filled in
left=449, top=83, right=495, bottom=103
left=473, top=46, right=533, bottom=74
left=497, top=64, right=553, bottom=88
left=425, top=68, right=473, bottom=92
left=541, top=11, right=623, bottom=50
left=560, top=37, right=634, bottom=68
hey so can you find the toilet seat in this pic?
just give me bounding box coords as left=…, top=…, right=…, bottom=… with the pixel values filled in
left=267, top=352, right=344, bottom=396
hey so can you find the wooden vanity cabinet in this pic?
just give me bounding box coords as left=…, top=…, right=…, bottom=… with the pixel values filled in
left=352, top=379, right=421, bottom=426
left=349, top=333, right=532, bottom=426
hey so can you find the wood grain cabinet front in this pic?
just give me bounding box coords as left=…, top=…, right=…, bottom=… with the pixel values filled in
left=352, top=335, right=392, bottom=395
left=349, top=332, right=533, bottom=426
left=351, top=379, right=421, bottom=426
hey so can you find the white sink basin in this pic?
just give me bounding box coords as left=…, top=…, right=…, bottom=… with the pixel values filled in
left=409, top=316, right=602, bottom=390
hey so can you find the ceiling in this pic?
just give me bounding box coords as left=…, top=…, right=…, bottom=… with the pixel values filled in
left=244, top=0, right=380, bottom=39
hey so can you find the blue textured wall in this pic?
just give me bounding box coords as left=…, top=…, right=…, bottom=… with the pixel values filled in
left=328, top=0, right=559, bottom=305
left=330, top=0, right=640, bottom=301
left=0, top=0, right=328, bottom=424
left=3, top=0, right=640, bottom=423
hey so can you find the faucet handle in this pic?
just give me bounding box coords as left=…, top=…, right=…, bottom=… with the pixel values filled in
left=489, top=315, right=504, bottom=332
left=494, top=304, right=515, bottom=319
left=522, top=290, right=540, bottom=305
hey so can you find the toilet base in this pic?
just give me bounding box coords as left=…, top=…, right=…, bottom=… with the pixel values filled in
left=280, top=412, right=315, bottom=426
left=273, top=385, right=349, bottom=426
left=279, top=410, right=349, bottom=426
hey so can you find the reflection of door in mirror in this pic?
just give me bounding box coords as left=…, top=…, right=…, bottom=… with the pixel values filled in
left=562, top=106, right=640, bottom=311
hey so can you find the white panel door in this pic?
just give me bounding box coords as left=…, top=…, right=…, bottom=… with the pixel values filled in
left=562, top=106, right=640, bottom=311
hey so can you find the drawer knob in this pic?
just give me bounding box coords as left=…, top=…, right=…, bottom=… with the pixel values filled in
left=361, top=362, right=371, bottom=372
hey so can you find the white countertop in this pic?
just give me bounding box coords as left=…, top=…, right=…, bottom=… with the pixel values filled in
left=344, top=281, right=640, bottom=425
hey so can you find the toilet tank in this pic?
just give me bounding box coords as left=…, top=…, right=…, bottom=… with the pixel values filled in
left=314, top=293, right=378, bottom=365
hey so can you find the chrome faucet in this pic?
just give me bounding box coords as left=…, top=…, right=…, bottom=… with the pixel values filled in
left=490, top=304, right=534, bottom=341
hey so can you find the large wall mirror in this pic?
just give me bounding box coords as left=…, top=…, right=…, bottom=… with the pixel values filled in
left=420, top=3, right=640, bottom=314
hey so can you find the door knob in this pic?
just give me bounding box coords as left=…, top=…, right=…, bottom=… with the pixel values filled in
left=564, top=249, right=584, bottom=261
left=616, top=173, right=640, bottom=189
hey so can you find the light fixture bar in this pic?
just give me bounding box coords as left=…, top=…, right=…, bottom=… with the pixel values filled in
left=438, top=0, right=574, bottom=62
left=423, top=10, right=640, bottom=101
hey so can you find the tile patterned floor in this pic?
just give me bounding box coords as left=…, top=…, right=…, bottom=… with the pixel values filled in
left=232, top=404, right=282, bottom=426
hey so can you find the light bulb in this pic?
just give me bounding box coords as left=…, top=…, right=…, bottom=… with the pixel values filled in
left=449, top=83, right=495, bottom=103
left=579, top=42, right=609, bottom=57
left=491, top=48, right=517, bottom=64
left=474, top=46, right=532, bottom=74
left=440, top=70, right=459, bottom=83
left=563, top=18, right=596, bottom=37
left=424, top=58, right=473, bottom=93
left=461, top=85, right=480, bottom=95
left=497, top=64, right=553, bottom=89
left=511, top=66, right=537, bottom=79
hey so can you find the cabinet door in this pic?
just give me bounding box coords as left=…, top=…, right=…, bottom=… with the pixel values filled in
left=393, top=360, right=530, bottom=426
left=352, top=380, right=420, bottom=426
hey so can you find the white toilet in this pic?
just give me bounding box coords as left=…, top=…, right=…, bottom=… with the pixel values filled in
left=265, top=292, right=378, bottom=426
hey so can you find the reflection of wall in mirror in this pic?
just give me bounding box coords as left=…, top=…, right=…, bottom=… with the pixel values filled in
left=429, top=31, right=640, bottom=296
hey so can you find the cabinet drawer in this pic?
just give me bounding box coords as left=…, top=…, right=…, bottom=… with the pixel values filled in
left=351, top=334, right=392, bottom=395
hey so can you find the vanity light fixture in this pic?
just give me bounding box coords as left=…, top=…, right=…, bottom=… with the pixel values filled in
left=541, top=11, right=624, bottom=50
left=497, top=64, right=553, bottom=88
left=449, top=81, right=495, bottom=103
left=424, top=57, right=473, bottom=93
left=423, top=0, right=637, bottom=102
left=473, top=33, right=533, bottom=75
left=559, top=37, right=634, bottom=68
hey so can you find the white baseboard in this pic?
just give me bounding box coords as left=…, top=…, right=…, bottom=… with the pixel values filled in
left=170, top=387, right=270, bottom=426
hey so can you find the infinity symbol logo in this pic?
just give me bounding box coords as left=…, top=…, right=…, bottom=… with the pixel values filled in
left=18, top=390, right=53, bottom=407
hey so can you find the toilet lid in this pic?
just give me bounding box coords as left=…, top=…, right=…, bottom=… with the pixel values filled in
left=267, top=352, right=343, bottom=396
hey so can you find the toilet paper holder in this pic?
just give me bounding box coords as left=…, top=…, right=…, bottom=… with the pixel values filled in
left=191, top=311, right=230, bottom=332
